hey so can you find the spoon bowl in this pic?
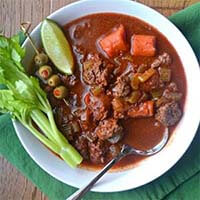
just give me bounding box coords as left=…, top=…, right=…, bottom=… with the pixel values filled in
left=125, top=127, right=169, bottom=156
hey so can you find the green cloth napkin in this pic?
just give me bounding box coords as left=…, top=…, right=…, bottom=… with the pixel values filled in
left=0, top=3, right=200, bottom=200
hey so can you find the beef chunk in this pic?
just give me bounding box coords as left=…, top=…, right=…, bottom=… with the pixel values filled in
left=162, top=82, right=182, bottom=102
left=85, top=93, right=111, bottom=121
left=140, top=72, right=160, bottom=92
left=151, top=52, right=172, bottom=68
left=156, top=82, right=182, bottom=107
left=79, top=120, right=97, bottom=134
left=95, top=118, right=123, bottom=140
left=82, top=53, right=113, bottom=86
left=84, top=131, right=98, bottom=143
left=156, top=96, right=170, bottom=108
left=155, top=102, right=182, bottom=126
left=88, top=140, right=107, bottom=164
left=167, top=82, right=178, bottom=92
left=74, top=135, right=89, bottom=160
left=112, top=76, right=131, bottom=97
left=163, top=89, right=182, bottom=101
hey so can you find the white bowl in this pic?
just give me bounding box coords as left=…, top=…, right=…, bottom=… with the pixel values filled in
left=13, top=0, right=200, bottom=192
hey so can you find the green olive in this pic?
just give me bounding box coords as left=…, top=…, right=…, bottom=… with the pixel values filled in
left=34, top=53, right=48, bottom=66
left=53, top=86, right=68, bottom=99
left=38, top=65, right=52, bottom=79
left=47, top=75, right=60, bottom=87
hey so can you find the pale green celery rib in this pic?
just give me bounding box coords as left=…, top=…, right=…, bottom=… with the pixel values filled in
left=47, top=110, right=83, bottom=166
left=31, top=109, right=83, bottom=167
left=27, top=120, right=82, bottom=167
left=30, top=109, right=55, bottom=142
left=47, top=110, right=70, bottom=147
left=22, top=121, right=60, bottom=154
left=60, top=145, right=83, bottom=168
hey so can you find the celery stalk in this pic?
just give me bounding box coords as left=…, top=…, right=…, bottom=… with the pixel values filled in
left=0, top=35, right=83, bottom=168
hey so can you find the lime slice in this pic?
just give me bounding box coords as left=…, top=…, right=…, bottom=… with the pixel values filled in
left=41, top=19, right=74, bottom=75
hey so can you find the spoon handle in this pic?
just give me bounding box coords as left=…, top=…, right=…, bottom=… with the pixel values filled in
left=66, top=152, right=125, bottom=200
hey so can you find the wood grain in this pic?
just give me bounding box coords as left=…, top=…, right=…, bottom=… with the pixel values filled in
left=0, top=0, right=197, bottom=199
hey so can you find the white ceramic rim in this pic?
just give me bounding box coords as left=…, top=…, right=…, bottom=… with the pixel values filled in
left=13, top=0, right=200, bottom=193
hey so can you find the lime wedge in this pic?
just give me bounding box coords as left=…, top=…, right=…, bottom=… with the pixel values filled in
left=41, top=19, right=74, bottom=75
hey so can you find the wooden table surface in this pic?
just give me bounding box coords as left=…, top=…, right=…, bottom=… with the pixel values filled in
left=0, top=0, right=198, bottom=199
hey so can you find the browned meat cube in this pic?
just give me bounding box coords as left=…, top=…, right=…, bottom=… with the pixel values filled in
left=84, top=93, right=111, bottom=121
left=95, top=118, right=123, bottom=141
left=155, top=102, right=182, bottom=126
left=151, top=52, right=172, bottom=68
left=88, top=140, right=107, bottom=164
left=112, top=76, right=131, bottom=97
left=74, top=135, right=89, bottom=160
left=82, top=53, right=113, bottom=87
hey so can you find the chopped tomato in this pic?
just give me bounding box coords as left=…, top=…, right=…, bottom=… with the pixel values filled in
left=131, top=35, right=156, bottom=56
left=84, top=93, right=90, bottom=106
left=128, top=100, right=154, bottom=118
left=99, top=24, right=127, bottom=57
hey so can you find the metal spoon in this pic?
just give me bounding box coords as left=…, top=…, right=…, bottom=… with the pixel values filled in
left=66, top=128, right=169, bottom=200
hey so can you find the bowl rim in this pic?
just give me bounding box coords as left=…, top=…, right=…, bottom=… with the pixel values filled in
left=13, top=0, right=200, bottom=193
